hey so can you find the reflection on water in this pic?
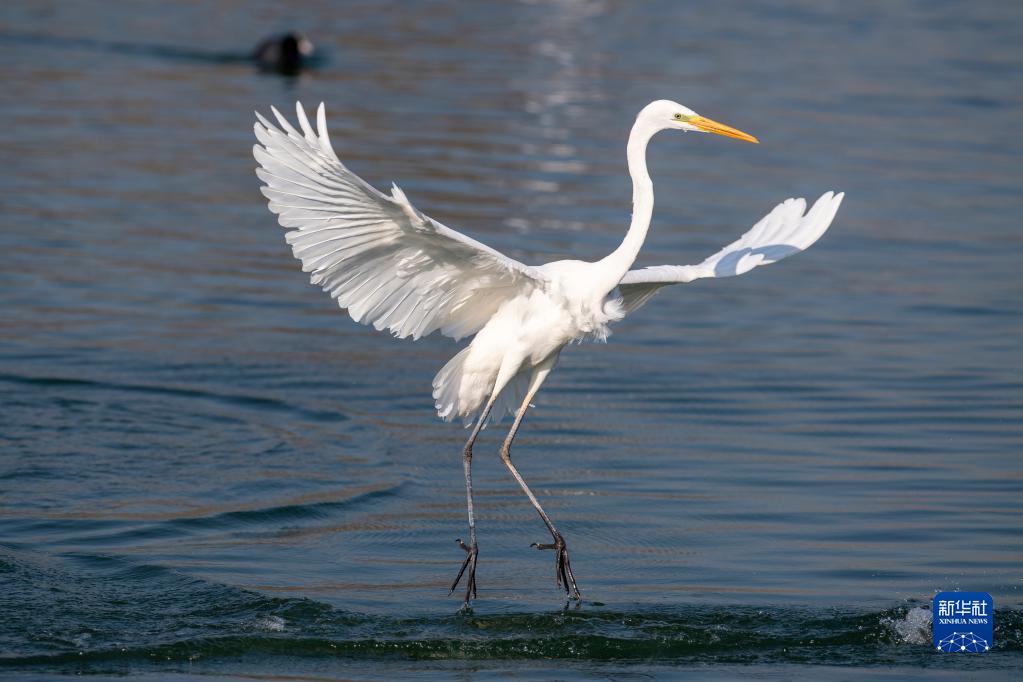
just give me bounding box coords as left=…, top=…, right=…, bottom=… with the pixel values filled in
left=1, top=0, right=1021, bottom=678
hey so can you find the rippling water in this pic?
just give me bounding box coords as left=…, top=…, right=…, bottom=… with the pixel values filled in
left=1, top=1, right=1021, bottom=679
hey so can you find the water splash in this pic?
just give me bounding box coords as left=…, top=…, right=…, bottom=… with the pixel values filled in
left=885, top=606, right=932, bottom=645
left=254, top=615, right=286, bottom=632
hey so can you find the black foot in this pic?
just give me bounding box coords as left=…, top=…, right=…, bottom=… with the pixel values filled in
left=531, top=533, right=581, bottom=600
left=449, top=538, right=478, bottom=607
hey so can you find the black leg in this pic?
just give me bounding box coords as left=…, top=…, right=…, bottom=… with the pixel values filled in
left=499, top=362, right=582, bottom=600
left=449, top=400, right=492, bottom=608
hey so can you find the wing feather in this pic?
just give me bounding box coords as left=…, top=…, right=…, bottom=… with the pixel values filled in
left=618, top=191, right=844, bottom=313
left=254, top=102, right=546, bottom=340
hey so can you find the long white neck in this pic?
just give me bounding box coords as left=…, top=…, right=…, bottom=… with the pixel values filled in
left=596, top=118, right=656, bottom=293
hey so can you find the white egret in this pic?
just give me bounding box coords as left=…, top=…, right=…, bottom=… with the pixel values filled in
left=253, top=100, right=844, bottom=606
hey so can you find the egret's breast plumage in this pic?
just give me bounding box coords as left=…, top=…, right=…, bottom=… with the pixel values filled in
left=433, top=260, right=625, bottom=425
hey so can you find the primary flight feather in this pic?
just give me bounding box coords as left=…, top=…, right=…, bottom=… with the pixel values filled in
left=254, top=99, right=844, bottom=607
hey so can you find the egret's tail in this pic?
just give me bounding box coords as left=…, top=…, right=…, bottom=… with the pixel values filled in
left=432, top=348, right=530, bottom=428
left=433, top=347, right=472, bottom=423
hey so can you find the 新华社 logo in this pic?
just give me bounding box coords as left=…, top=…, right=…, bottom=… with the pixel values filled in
left=933, top=591, right=993, bottom=653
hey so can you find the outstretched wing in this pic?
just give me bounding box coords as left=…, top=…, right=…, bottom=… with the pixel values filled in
left=253, top=102, right=546, bottom=341
left=618, top=191, right=844, bottom=313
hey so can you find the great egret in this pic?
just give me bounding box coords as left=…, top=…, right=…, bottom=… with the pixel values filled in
left=253, top=100, right=844, bottom=606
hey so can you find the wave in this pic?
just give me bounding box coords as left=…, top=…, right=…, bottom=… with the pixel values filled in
left=2, top=555, right=1020, bottom=671
left=4, top=606, right=1022, bottom=671
left=2, top=546, right=1020, bottom=679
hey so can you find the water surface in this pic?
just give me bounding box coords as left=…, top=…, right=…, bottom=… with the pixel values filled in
left=1, top=0, right=1021, bottom=679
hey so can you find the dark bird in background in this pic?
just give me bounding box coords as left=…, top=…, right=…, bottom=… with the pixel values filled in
left=252, top=32, right=317, bottom=75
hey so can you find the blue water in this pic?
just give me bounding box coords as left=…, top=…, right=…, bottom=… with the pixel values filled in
left=1, top=1, right=1021, bottom=679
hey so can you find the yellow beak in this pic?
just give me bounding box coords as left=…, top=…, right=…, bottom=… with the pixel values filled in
left=688, top=115, right=759, bottom=144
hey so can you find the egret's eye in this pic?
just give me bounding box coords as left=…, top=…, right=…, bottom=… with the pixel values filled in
left=674, top=113, right=683, bottom=120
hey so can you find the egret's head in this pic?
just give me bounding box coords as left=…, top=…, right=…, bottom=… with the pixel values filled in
left=638, top=99, right=759, bottom=143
